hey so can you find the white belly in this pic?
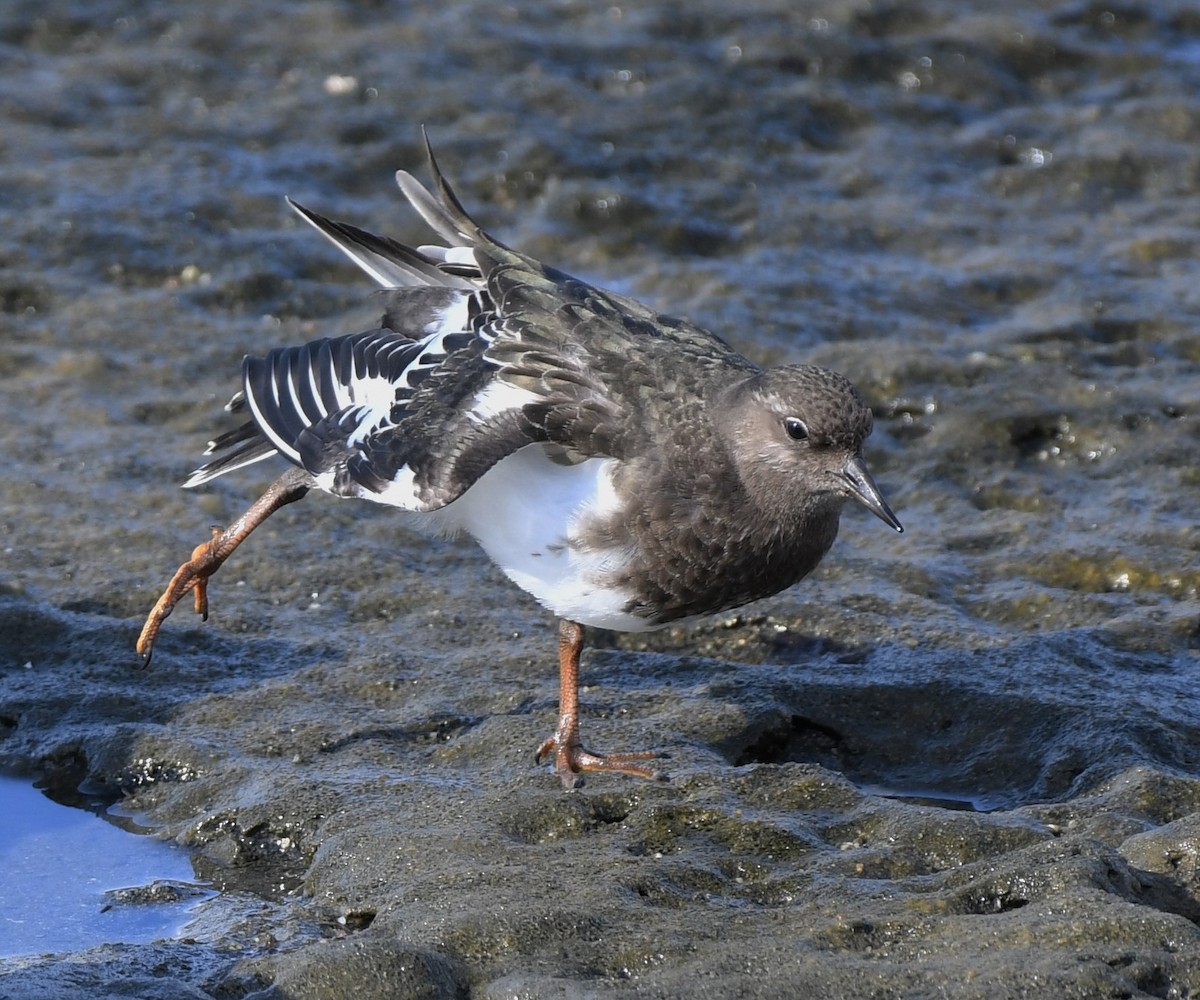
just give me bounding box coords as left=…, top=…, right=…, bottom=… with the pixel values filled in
left=410, top=446, right=655, bottom=632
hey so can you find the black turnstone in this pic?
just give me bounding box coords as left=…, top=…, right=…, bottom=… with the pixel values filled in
left=138, top=134, right=903, bottom=789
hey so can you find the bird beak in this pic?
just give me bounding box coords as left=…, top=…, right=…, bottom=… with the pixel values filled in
left=842, top=455, right=903, bottom=533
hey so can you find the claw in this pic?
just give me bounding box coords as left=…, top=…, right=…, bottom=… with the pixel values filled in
left=536, top=735, right=668, bottom=790
left=135, top=469, right=311, bottom=668
left=135, top=534, right=221, bottom=666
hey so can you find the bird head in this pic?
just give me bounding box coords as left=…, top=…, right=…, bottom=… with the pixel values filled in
left=719, top=365, right=902, bottom=533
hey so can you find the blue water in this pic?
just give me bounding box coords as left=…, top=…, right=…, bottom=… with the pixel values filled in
left=0, top=776, right=210, bottom=957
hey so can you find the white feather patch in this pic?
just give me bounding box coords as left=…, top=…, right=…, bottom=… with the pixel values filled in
left=366, top=464, right=422, bottom=509
left=421, top=295, right=469, bottom=336
left=341, top=368, right=401, bottom=448
left=467, top=379, right=540, bottom=425
left=341, top=322, right=473, bottom=450
left=417, top=245, right=477, bottom=267
left=419, top=446, right=652, bottom=632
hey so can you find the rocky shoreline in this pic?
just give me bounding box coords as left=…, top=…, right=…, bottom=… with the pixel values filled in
left=2, top=0, right=1199, bottom=995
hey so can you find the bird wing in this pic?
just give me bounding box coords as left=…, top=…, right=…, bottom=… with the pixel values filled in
left=391, top=135, right=758, bottom=458
left=188, top=135, right=756, bottom=509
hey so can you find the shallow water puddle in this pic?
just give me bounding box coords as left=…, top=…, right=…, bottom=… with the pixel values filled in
left=861, top=785, right=991, bottom=812
left=0, top=775, right=211, bottom=957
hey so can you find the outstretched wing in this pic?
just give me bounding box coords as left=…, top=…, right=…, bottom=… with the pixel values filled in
left=389, top=136, right=757, bottom=458
left=186, top=134, right=755, bottom=509
left=186, top=291, right=529, bottom=512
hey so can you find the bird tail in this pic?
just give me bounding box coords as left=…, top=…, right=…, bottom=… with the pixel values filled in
left=395, top=128, right=484, bottom=244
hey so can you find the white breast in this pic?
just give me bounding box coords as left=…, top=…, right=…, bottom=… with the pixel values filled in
left=411, top=445, right=655, bottom=632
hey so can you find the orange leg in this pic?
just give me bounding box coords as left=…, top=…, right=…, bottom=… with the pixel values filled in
left=136, top=469, right=311, bottom=666
left=534, top=618, right=668, bottom=789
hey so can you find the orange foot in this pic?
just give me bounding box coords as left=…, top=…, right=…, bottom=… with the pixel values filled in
left=136, top=529, right=225, bottom=666
left=135, top=469, right=311, bottom=667
left=535, top=734, right=669, bottom=791
left=541, top=618, right=670, bottom=789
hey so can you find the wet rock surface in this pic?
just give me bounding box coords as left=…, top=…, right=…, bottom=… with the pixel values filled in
left=1, top=0, right=1198, bottom=996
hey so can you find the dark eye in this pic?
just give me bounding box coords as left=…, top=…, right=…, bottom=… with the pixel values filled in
left=784, top=417, right=809, bottom=441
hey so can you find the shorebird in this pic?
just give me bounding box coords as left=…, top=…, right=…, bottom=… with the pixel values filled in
left=138, top=135, right=902, bottom=789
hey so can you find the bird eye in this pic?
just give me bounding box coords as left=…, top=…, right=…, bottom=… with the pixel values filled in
left=784, top=417, right=809, bottom=441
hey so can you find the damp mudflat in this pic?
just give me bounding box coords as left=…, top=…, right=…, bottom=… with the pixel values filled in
left=1, top=0, right=1199, bottom=997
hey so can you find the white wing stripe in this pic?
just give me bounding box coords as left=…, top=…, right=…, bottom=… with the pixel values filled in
left=326, top=343, right=352, bottom=412
left=245, top=377, right=302, bottom=463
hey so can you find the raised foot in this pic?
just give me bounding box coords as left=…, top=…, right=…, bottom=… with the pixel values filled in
left=135, top=529, right=225, bottom=667
left=535, top=736, right=670, bottom=790
left=136, top=469, right=312, bottom=668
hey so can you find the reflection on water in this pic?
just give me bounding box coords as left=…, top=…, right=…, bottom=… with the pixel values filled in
left=0, top=775, right=210, bottom=958
left=861, top=785, right=986, bottom=813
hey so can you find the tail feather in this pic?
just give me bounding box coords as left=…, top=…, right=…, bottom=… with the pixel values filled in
left=287, top=198, right=472, bottom=290
left=391, top=127, right=484, bottom=246
left=183, top=426, right=279, bottom=488
left=187, top=132, right=509, bottom=492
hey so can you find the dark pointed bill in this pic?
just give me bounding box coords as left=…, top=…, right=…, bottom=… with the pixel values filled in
left=842, top=455, right=903, bottom=533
